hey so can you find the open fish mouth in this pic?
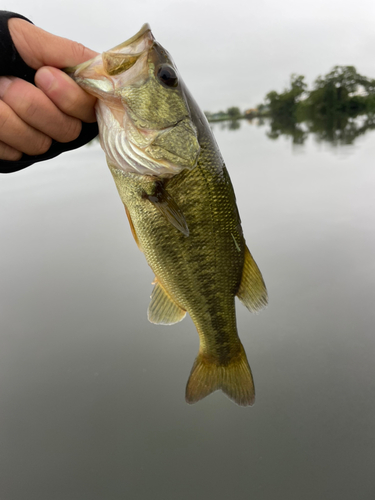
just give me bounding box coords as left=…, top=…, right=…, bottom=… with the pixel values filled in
left=66, top=24, right=200, bottom=177
left=66, top=24, right=154, bottom=98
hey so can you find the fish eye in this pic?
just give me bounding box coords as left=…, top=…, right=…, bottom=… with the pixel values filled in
left=157, top=64, right=178, bottom=88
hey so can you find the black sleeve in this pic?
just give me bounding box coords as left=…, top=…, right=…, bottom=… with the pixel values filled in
left=0, top=11, right=98, bottom=174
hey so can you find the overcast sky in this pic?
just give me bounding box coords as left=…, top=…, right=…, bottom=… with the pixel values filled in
left=5, top=0, right=375, bottom=112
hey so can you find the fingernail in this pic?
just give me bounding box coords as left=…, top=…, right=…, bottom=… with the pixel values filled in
left=36, top=67, right=56, bottom=92
left=0, top=76, right=13, bottom=98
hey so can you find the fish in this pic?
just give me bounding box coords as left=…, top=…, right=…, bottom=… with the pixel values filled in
left=66, top=24, right=268, bottom=406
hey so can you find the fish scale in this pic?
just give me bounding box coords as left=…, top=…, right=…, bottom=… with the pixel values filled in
left=109, top=131, right=247, bottom=372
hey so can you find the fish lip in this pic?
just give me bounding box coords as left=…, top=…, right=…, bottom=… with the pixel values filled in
left=64, top=23, right=154, bottom=82
left=110, top=23, right=153, bottom=51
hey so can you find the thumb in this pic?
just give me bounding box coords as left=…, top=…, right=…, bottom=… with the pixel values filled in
left=8, top=18, right=98, bottom=70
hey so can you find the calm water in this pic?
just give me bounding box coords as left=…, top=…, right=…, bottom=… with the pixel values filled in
left=1, top=123, right=375, bottom=499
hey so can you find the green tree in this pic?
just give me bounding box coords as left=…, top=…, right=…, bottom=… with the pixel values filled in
left=265, top=74, right=307, bottom=121
left=305, top=66, right=375, bottom=116
left=226, top=106, right=242, bottom=119
left=263, top=75, right=307, bottom=143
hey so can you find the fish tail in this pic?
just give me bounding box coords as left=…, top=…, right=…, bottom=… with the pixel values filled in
left=185, top=344, right=255, bottom=407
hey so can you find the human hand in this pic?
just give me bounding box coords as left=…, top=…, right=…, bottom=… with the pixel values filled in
left=0, top=18, right=98, bottom=161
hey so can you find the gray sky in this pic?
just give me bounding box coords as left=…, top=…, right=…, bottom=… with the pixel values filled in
left=5, top=0, right=375, bottom=112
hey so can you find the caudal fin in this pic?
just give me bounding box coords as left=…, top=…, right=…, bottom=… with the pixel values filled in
left=185, top=345, right=255, bottom=407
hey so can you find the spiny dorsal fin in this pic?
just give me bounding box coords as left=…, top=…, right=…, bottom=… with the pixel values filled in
left=148, top=281, right=186, bottom=325
left=143, top=182, right=189, bottom=236
left=185, top=344, right=255, bottom=407
left=237, top=245, right=268, bottom=313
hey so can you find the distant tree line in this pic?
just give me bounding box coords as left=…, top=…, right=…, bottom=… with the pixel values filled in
left=263, top=66, right=375, bottom=145
left=205, top=66, right=375, bottom=145
left=205, top=107, right=243, bottom=122
left=206, top=66, right=375, bottom=121
left=264, top=66, right=375, bottom=120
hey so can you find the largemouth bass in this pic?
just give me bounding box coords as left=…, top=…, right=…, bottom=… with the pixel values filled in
left=66, top=25, right=267, bottom=406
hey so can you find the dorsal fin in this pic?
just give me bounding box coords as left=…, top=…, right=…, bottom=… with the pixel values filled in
left=148, top=281, right=186, bottom=325
left=237, top=245, right=268, bottom=313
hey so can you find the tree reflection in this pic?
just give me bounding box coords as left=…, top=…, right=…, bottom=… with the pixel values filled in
left=304, top=113, right=375, bottom=146
left=265, top=116, right=308, bottom=145
left=211, top=113, right=375, bottom=147
left=263, top=112, right=375, bottom=146
left=212, top=119, right=243, bottom=131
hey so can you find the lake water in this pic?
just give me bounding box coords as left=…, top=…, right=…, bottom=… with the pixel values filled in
left=1, top=122, right=375, bottom=499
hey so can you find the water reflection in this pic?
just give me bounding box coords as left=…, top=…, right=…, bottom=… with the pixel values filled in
left=213, top=119, right=242, bottom=131
left=210, top=114, right=375, bottom=147
left=2, top=124, right=375, bottom=500
left=303, top=113, right=375, bottom=146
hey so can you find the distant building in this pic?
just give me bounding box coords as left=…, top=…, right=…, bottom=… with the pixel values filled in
left=244, top=108, right=258, bottom=118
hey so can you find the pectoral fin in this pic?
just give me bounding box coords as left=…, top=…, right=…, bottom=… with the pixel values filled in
left=148, top=281, right=186, bottom=325
left=237, top=245, right=268, bottom=313
left=143, top=182, right=189, bottom=236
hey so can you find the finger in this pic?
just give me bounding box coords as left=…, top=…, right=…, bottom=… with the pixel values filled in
left=0, top=140, right=22, bottom=161
left=8, top=18, right=98, bottom=69
left=35, top=67, right=97, bottom=123
left=0, top=76, right=82, bottom=143
left=0, top=100, right=52, bottom=156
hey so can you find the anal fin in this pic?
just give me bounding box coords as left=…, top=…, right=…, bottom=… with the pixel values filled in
left=148, top=281, right=186, bottom=325
left=237, top=245, right=268, bottom=312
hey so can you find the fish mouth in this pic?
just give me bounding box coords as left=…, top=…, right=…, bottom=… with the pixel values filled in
left=65, top=23, right=154, bottom=99
left=110, top=23, right=152, bottom=51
